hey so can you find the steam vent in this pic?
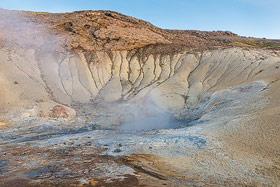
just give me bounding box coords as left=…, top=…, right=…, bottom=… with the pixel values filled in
left=1, top=9, right=280, bottom=186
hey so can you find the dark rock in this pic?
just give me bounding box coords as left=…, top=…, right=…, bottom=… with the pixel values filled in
left=84, top=24, right=90, bottom=29
left=105, top=12, right=114, bottom=18
left=91, top=31, right=97, bottom=39
left=113, top=148, right=122, bottom=153
left=64, top=22, right=73, bottom=27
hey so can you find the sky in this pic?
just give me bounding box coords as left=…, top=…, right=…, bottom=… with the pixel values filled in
left=0, top=0, right=279, bottom=39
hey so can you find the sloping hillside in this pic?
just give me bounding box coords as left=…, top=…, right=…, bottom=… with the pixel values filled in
left=0, top=9, right=280, bottom=186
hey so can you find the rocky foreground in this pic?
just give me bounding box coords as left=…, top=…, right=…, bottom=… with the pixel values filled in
left=0, top=9, right=280, bottom=186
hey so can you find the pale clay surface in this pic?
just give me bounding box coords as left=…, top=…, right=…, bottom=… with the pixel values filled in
left=1, top=43, right=280, bottom=186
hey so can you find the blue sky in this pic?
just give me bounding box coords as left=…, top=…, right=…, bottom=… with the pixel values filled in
left=0, top=0, right=279, bottom=39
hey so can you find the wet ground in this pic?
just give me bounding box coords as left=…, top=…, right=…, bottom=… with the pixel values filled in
left=0, top=81, right=273, bottom=186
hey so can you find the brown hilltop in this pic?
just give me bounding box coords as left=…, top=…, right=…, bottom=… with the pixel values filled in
left=21, top=10, right=222, bottom=52
left=1, top=9, right=279, bottom=54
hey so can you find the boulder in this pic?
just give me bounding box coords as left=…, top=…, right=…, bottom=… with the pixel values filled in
left=49, top=105, right=76, bottom=119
